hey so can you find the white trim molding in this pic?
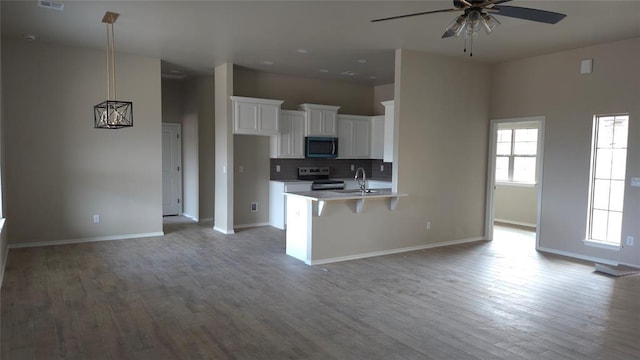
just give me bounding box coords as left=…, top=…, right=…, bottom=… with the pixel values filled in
left=8, top=232, right=165, bottom=249
left=0, top=218, right=7, bottom=288
left=310, top=237, right=486, bottom=266
left=582, top=240, right=621, bottom=251
left=182, top=213, right=199, bottom=222
left=494, top=219, right=536, bottom=229
left=213, top=226, right=235, bottom=235
left=536, top=246, right=626, bottom=267
left=234, top=222, right=270, bottom=229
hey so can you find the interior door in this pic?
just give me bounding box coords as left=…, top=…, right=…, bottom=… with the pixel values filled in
left=162, top=123, right=182, bottom=216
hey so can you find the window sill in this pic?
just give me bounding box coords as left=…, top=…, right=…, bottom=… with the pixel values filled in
left=496, top=182, right=536, bottom=188
left=583, top=239, right=621, bottom=251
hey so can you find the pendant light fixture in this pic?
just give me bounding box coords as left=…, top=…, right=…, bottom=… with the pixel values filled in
left=93, top=11, right=133, bottom=129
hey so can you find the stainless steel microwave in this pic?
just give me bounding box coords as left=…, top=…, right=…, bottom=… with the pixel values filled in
left=305, top=137, right=338, bottom=158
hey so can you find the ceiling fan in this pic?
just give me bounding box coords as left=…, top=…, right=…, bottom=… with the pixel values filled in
left=371, top=0, right=567, bottom=56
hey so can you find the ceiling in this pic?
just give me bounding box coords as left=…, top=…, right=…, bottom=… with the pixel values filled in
left=2, top=1, right=639, bottom=85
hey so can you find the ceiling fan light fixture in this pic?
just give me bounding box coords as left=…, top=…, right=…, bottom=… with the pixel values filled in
left=444, top=15, right=467, bottom=37
left=481, top=13, right=501, bottom=34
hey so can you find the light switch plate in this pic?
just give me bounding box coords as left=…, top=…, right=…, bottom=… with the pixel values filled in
left=631, top=177, right=640, bottom=187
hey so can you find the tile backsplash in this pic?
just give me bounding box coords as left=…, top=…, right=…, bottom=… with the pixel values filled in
left=270, top=158, right=392, bottom=181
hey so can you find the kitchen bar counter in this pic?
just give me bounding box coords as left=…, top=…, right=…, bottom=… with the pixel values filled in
left=285, top=189, right=406, bottom=215
left=284, top=189, right=408, bottom=265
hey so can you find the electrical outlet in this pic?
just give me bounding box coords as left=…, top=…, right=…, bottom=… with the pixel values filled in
left=426, top=221, right=431, bottom=230
left=93, top=214, right=100, bottom=223
left=239, top=165, right=244, bottom=173
left=276, top=165, right=281, bottom=173
left=626, top=236, right=634, bottom=246
left=380, top=164, right=384, bottom=171
left=251, top=202, right=258, bottom=212
left=351, top=164, right=355, bottom=171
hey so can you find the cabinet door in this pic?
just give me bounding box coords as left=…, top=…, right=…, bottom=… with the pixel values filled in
left=370, top=115, right=385, bottom=159
left=258, top=103, right=279, bottom=135
left=235, top=101, right=259, bottom=133
left=307, top=108, right=325, bottom=135
left=272, top=111, right=305, bottom=159
left=338, top=119, right=354, bottom=158
left=322, top=110, right=337, bottom=136
left=353, top=119, right=371, bottom=158
left=289, top=114, right=305, bottom=158
left=383, top=101, right=394, bottom=163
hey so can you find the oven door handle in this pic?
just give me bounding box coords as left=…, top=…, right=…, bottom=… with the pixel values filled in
left=331, top=140, right=336, bottom=155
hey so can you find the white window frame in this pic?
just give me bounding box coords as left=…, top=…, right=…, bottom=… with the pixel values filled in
left=584, top=114, right=629, bottom=249
left=495, top=122, right=539, bottom=186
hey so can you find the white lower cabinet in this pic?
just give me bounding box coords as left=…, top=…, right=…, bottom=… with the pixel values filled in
left=269, top=181, right=312, bottom=230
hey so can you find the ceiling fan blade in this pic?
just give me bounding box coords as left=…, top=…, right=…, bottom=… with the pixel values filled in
left=492, top=5, right=567, bottom=24
left=442, top=30, right=456, bottom=38
left=371, top=8, right=460, bottom=23
left=479, top=0, right=513, bottom=7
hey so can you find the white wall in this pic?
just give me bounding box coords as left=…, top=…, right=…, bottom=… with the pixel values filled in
left=3, top=40, right=163, bottom=244
left=490, top=37, right=640, bottom=266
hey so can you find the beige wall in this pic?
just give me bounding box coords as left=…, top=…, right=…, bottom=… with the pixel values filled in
left=0, top=6, right=7, bottom=282
left=194, top=77, right=215, bottom=221
left=234, top=67, right=374, bottom=115
left=3, top=40, right=162, bottom=244
left=161, top=79, right=186, bottom=124
left=494, top=185, right=537, bottom=227
left=234, top=135, right=271, bottom=226
left=310, top=49, right=490, bottom=261
left=490, top=37, right=640, bottom=266
left=373, top=83, right=394, bottom=115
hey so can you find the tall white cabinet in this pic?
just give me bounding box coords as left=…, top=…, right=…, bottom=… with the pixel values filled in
left=382, top=100, right=395, bottom=163
left=338, top=115, right=371, bottom=159
left=270, top=110, right=305, bottom=158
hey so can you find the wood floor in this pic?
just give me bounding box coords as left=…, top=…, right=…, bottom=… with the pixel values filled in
left=2, top=220, right=639, bottom=359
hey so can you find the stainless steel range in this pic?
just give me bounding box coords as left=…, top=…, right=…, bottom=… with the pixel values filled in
left=298, top=167, right=345, bottom=191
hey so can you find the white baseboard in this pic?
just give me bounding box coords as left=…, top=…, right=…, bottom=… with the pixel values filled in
left=9, top=232, right=165, bottom=249
left=495, top=218, right=536, bottom=228
left=536, top=246, right=640, bottom=267
left=212, top=226, right=235, bottom=235
left=182, top=213, right=199, bottom=222
left=310, top=236, right=486, bottom=266
left=234, top=222, right=270, bottom=229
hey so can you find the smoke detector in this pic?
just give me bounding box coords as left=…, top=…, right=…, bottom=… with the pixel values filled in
left=38, top=1, right=64, bottom=11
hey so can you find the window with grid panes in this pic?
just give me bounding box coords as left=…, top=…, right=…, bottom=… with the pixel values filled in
left=587, top=114, right=629, bottom=245
left=496, top=127, right=538, bottom=184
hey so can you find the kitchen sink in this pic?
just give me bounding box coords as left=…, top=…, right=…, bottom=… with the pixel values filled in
left=334, top=189, right=377, bottom=194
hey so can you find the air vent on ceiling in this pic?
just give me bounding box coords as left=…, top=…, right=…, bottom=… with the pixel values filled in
left=38, top=1, right=64, bottom=11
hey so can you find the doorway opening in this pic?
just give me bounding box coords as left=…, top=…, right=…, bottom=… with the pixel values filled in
left=485, top=117, right=544, bottom=249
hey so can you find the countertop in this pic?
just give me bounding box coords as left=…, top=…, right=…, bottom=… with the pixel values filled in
left=271, top=178, right=392, bottom=183
left=284, top=188, right=406, bottom=201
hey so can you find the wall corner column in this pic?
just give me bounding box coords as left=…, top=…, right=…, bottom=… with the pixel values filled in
left=213, top=63, right=234, bottom=234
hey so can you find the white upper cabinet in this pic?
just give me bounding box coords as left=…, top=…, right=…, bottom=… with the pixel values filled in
left=370, top=115, right=385, bottom=159
left=382, top=100, right=395, bottom=163
left=338, top=115, right=371, bottom=159
left=231, top=96, right=284, bottom=136
left=270, top=110, right=305, bottom=159
left=300, top=103, right=340, bottom=137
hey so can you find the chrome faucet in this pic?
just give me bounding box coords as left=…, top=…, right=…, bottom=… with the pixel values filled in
left=355, top=167, right=367, bottom=193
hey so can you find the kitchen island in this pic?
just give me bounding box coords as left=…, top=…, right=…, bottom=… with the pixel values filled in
left=284, top=189, right=407, bottom=265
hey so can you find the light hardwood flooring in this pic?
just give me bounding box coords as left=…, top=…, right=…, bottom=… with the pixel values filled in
left=1, top=219, right=639, bottom=359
